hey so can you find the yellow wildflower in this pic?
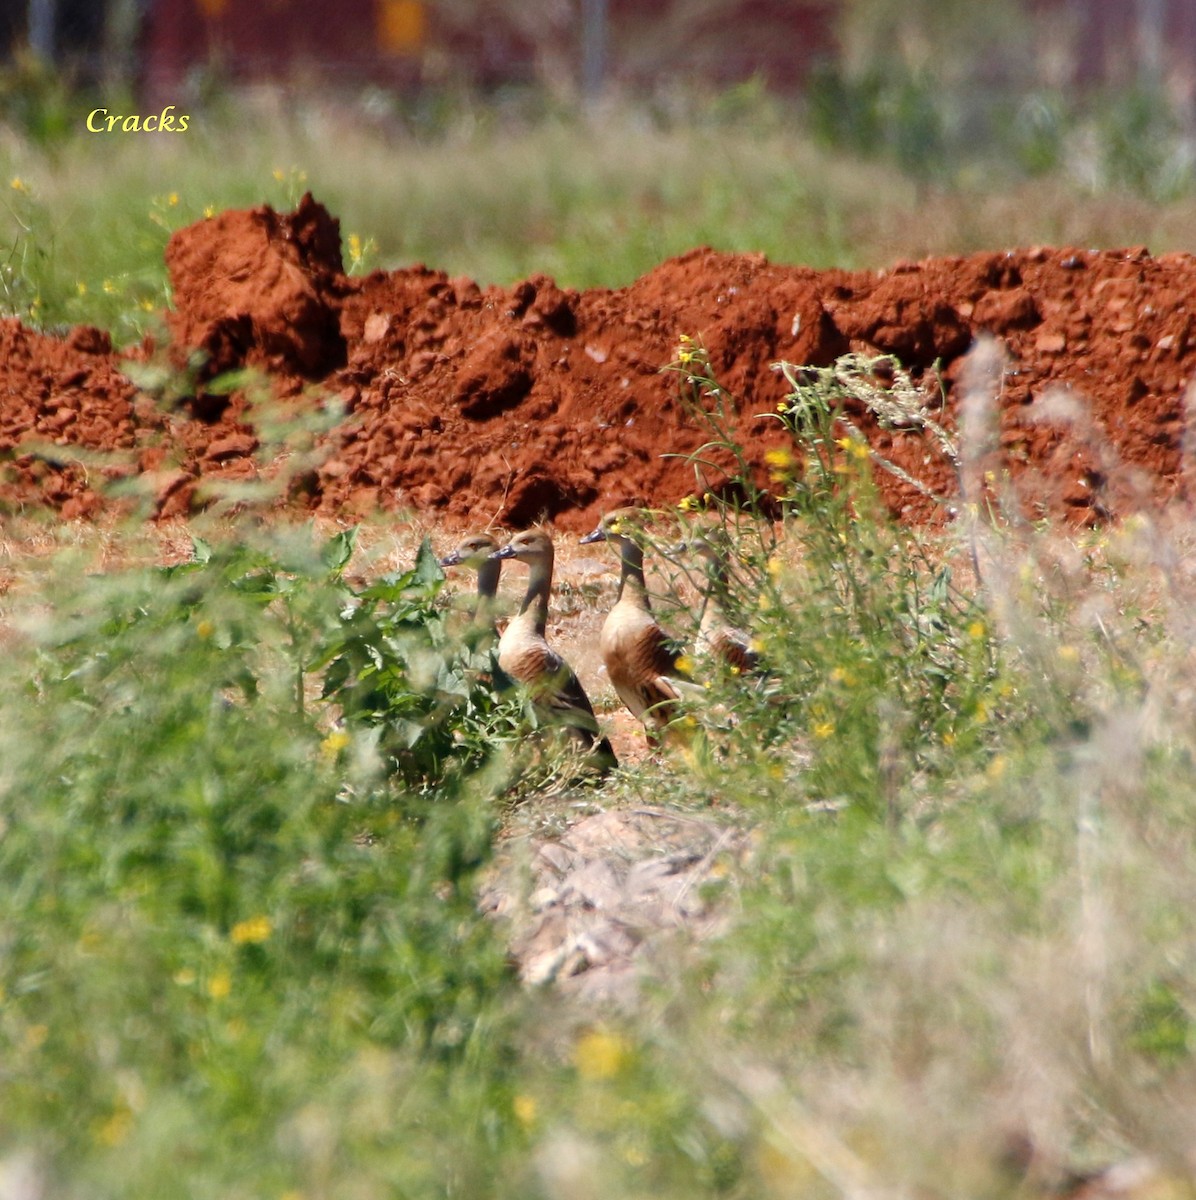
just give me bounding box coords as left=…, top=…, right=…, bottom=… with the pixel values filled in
left=168, top=191, right=179, bottom=207
left=574, top=1029, right=629, bottom=1080
left=207, top=971, right=231, bottom=1000
left=674, top=654, right=695, bottom=677
left=1056, top=644, right=1080, bottom=663
left=967, top=620, right=986, bottom=640
left=204, top=204, right=216, bottom=218
left=94, top=1107, right=133, bottom=1148
left=812, top=721, right=835, bottom=739
left=764, top=447, right=795, bottom=470
left=513, top=1094, right=537, bottom=1129
left=9, top=177, right=24, bottom=191
left=76, top=281, right=87, bottom=296
left=230, top=915, right=272, bottom=945
left=321, top=729, right=350, bottom=760
left=835, top=435, right=870, bottom=461
left=195, top=618, right=214, bottom=640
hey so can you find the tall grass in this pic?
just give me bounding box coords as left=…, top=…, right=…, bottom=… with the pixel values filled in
left=2, top=93, right=1196, bottom=340
left=2, top=345, right=1196, bottom=1195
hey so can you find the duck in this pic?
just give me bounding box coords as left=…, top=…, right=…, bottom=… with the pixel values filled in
left=580, top=508, right=699, bottom=742
left=490, top=528, right=618, bottom=771
left=439, top=532, right=502, bottom=641
left=674, top=529, right=760, bottom=674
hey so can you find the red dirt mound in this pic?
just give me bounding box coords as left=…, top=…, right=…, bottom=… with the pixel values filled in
left=1, top=194, right=1193, bottom=529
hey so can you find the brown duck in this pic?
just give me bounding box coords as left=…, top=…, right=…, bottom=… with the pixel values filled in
left=440, top=532, right=502, bottom=641
left=491, top=529, right=617, bottom=770
left=581, top=508, right=699, bottom=741
left=676, top=530, right=760, bottom=674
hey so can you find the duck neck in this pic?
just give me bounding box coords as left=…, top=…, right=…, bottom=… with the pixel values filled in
left=519, top=553, right=553, bottom=638
left=473, top=558, right=501, bottom=626
left=615, top=538, right=651, bottom=609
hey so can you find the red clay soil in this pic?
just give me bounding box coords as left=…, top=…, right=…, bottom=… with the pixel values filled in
left=2, top=193, right=1194, bottom=530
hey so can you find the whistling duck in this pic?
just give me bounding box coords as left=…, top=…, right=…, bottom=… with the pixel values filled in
left=490, top=529, right=618, bottom=769
left=440, top=532, right=502, bottom=638
left=676, top=530, right=760, bottom=674
left=580, top=508, right=698, bottom=740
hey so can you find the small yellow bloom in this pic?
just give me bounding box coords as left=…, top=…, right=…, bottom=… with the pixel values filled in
left=942, top=730, right=956, bottom=746
left=273, top=168, right=285, bottom=182
left=195, top=618, right=214, bottom=640
left=678, top=333, right=693, bottom=344
left=835, top=435, right=870, bottom=460
left=812, top=720, right=835, bottom=739
left=95, top=1107, right=133, bottom=1148
left=139, top=298, right=155, bottom=312
left=829, top=666, right=854, bottom=686
left=9, top=177, right=24, bottom=191
left=347, top=232, right=362, bottom=260
left=766, top=555, right=782, bottom=580
left=513, top=1094, right=537, bottom=1129
left=207, top=970, right=231, bottom=1000
left=967, top=620, right=986, bottom=640
left=674, top=654, right=695, bottom=677
left=230, top=915, right=272, bottom=945
left=76, top=281, right=87, bottom=297
left=168, top=192, right=179, bottom=207
left=764, top=447, right=795, bottom=470
left=204, top=204, right=216, bottom=218
left=321, top=729, right=350, bottom=760
left=1057, top=644, right=1080, bottom=663
left=678, top=349, right=694, bottom=364
left=574, top=1029, right=629, bottom=1080
left=102, top=279, right=116, bottom=295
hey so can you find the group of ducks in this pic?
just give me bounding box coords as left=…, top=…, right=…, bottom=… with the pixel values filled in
left=439, top=508, right=757, bottom=773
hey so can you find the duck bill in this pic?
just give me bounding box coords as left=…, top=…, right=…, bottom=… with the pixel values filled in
left=490, top=544, right=518, bottom=561
left=579, top=527, right=607, bottom=544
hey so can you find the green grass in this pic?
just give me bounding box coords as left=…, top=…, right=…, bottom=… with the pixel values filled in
left=3, top=92, right=1196, bottom=340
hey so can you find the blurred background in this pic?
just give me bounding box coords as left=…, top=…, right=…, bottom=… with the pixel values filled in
left=2, top=1, right=1195, bottom=337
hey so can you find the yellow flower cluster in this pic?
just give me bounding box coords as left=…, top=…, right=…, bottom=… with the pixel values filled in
left=574, top=1028, right=630, bottom=1080
left=230, top=914, right=273, bottom=945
